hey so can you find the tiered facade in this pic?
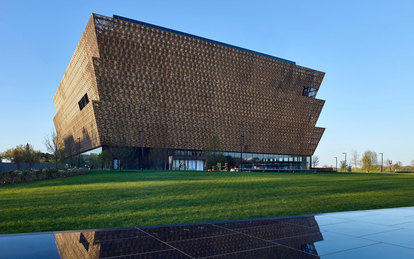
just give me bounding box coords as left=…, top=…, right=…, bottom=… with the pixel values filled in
left=53, top=13, right=326, bottom=170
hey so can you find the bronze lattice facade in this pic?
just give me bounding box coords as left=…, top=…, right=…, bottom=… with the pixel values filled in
left=53, top=13, right=325, bottom=170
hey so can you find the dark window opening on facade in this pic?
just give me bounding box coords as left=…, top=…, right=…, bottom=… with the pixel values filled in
left=302, top=87, right=317, bottom=97
left=78, top=93, right=89, bottom=110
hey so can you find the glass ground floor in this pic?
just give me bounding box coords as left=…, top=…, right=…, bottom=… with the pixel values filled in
left=76, top=146, right=311, bottom=171
left=208, top=151, right=311, bottom=171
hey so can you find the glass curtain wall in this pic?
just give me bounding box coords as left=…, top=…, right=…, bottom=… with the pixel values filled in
left=171, top=149, right=311, bottom=171
left=206, top=151, right=310, bottom=170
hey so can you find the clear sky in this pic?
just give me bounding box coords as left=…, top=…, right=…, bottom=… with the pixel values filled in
left=0, top=0, right=413, bottom=166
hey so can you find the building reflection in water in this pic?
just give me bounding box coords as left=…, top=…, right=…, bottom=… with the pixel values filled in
left=55, top=216, right=324, bottom=258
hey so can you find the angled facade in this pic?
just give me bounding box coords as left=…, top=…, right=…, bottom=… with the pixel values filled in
left=53, top=13, right=326, bottom=170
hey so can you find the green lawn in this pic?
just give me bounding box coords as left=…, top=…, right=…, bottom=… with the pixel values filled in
left=1, top=170, right=414, bottom=234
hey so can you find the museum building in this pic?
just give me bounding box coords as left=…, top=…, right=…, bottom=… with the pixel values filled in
left=53, top=13, right=326, bottom=171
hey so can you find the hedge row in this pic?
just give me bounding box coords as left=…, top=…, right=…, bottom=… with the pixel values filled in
left=0, top=168, right=90, bottom=186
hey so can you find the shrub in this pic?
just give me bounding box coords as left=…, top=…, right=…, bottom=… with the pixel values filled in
left=2, top=173, right=11, bottom=185
left=0, top=167, right=90, bottom=186
left=44, top=168, right=57, bottom=179
left=37, top=170, right=47, bottom=180
left=22, top=170, right=30, bottom=182
left=19, top=174, right=25, bottom=183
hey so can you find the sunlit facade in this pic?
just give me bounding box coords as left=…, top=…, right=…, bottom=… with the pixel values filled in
left=53, top=14, right=326, bottom=171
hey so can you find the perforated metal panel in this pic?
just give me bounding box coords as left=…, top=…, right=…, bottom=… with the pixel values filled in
left=53, top=14, right=326, bottom=157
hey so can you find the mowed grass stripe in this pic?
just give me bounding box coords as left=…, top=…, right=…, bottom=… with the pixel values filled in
left=1, top=170, right=414, bottom=233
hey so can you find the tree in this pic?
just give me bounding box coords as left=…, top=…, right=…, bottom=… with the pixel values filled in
left=23, top=143, right=40, bottom=168
left=351, top=150, right=360, bottom=169
left=1, top=146, right=25, bottom=169
left=97, top=150, right=111, bottom=169
left=340, top=160, right=347, bottom=171
left=63, top=137, right=77, bottom=167
left=393, top=161, right=403, bottom=171
left=1, top=144, right=40, bottom=169
left=204, top=134, right=226, bottom=170
left=361, top=150, right=378, bottom=172
left=311, top=156, right=319, bottom=168
left=411, top=160, right=414, bottom=166
left=385, top=159, right=393, bottom=172
left=39, top=152, right=52, bottom=163
left=44, top=129, right=63, bottom=169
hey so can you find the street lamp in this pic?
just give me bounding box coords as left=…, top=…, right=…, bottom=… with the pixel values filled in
left=77, top=137, right=81, bottom=168
left=379, top=153, right=383, bottom=172
left=139, top=130, right=144, bottom=171
left=334, top=157, right=337, bottom=171
left=240, top=135, right=244, bottom=172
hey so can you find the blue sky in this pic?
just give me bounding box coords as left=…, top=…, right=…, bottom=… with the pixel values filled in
left=0, top=0, right=413, bottom=166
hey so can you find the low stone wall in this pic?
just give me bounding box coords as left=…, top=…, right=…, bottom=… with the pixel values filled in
left=0, top=168, right=90, bottom=186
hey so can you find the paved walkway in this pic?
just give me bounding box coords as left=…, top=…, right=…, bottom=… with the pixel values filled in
left=1, top=207, right=414, bottom=258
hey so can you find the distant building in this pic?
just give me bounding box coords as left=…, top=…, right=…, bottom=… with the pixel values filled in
left=53, top=14, right=326, bottom=171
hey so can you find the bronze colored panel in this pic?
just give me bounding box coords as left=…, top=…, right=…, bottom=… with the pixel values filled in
left=53, top=14, right=326, bottom=157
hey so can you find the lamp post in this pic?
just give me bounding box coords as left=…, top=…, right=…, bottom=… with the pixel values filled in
left=379, top=153, right=383, bottom=172
left=77, top=137, right=81, bottom=168
left=240, top=135, right=244, bottom=172
left=334, top=157, right=338, bottom=171
left=139, top=130, right=144, bottom=172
